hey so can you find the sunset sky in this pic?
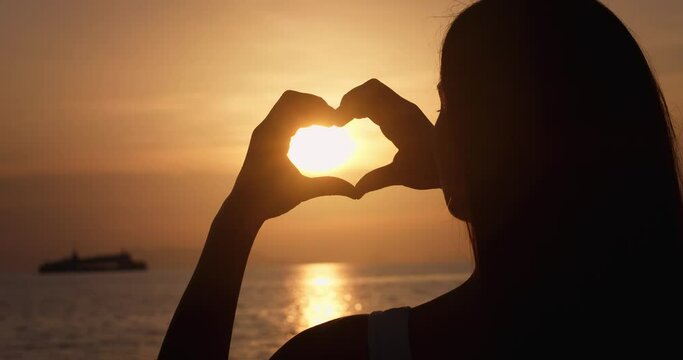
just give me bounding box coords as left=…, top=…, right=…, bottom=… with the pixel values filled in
left=1, top=0, right=682, bottom=271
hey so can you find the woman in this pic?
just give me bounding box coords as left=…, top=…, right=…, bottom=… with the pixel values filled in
left=159, top=1, right=682, bottom=358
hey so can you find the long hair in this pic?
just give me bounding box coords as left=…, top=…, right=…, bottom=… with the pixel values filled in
left=438, top=0, right=682, bottom=356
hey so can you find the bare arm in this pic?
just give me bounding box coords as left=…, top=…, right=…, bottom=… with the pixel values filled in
left=158, top=91, right=357, bottom=359
left=158, top=196, right=261, bottom=359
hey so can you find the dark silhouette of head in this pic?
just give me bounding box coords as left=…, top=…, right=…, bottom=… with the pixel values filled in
left=435, top=0, right=681, bottom=356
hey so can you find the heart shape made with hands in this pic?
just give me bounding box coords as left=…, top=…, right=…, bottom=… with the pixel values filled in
left=287, top=118, right=397, bottom=183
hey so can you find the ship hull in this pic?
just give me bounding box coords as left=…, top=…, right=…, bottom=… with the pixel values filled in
left=39, top=262, right=147, bottom=273
left=38, top=252, right=148, bottom=274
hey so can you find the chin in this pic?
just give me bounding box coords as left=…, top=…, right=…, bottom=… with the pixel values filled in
left=442, top=187, right=470, bottom=221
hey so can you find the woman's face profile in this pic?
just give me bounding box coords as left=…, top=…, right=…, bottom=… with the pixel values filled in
left=434, top=82, right=469, bottom=221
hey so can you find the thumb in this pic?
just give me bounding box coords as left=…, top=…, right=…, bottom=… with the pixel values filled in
left=355, top=163, right=401, bottom=198
left=301, top=176, right=359, bottom=202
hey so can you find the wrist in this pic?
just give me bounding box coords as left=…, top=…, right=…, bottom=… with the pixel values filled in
left=216, top=192, right=266, bottom=233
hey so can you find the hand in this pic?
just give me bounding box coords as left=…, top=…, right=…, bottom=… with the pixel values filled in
left=338, top=79, right=439, bottom=197
left=230, top=91, right=357, bottom=221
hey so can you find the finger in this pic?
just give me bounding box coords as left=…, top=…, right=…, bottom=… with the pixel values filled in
left=338, top=79, right=428, bottom=151
left=354, top=163, right=402, bottom=197
left=270, top=91, right=345, bottom=133
left=254, top=91, right=348, bottom=155
left=300, top=176, right=359, bottom=202
left=337, top=78, right=399, bottom=122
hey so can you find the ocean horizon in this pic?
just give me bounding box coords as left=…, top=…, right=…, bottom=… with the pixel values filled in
left=0, top=262, right=471, bottom=360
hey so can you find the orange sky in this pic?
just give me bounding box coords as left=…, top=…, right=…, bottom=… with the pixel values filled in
left=1, top=0, right=682, bottom=271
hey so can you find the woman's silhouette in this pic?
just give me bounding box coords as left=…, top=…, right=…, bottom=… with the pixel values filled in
left=159, top=1, right=682, bottom=358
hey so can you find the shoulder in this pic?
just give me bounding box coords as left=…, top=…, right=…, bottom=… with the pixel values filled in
left=270, top=314, right=369, bottom=360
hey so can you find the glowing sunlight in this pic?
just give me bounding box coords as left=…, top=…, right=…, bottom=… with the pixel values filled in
left=288, top=125, right=355, bottom=176
left=296, top=263, right=348, bottom=331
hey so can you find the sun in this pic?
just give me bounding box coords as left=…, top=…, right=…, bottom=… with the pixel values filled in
left=288, top=125, right=356, bottom=176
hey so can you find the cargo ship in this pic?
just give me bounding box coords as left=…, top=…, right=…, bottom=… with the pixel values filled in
left=39, top=251, right=147, bottom=273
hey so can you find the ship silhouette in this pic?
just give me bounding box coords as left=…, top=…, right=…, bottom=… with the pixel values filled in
left=39, top=250, right=147, bottom=273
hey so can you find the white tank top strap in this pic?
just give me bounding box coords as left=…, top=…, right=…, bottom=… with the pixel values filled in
left=367, top=306, right=412, bottom=360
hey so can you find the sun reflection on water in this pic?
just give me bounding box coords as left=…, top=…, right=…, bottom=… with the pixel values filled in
left=293, top=263, right=351, bottom=332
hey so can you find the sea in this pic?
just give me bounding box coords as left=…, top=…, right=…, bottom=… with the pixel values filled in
left=0, top=263, right=471, bottom=360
